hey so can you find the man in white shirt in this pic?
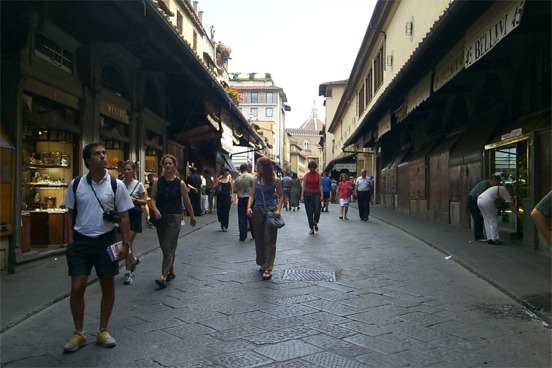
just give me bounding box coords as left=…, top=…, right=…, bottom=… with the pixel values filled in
left=62, top=142, right=133, bottom=353
left=355, top=169, right=372, bottom=221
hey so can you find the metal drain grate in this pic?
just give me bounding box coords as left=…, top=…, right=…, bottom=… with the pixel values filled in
left=282, top=269, right=336, bottom=282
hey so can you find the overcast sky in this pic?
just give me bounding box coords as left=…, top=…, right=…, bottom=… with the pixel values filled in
left=198, top=0, right=377, bottom=128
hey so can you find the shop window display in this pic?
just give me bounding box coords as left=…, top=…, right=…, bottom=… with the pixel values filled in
left=485, top=137, right=529, bottom=234
left=21, top=129, right=77, bottom=251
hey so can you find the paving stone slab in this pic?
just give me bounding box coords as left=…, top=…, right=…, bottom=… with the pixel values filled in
left=261, top=315, right=319, bottom=331
left=308, top=321, right=358, bottom=339
left=307, top=311, right=354, bottom=325
left=272, top=294, right=319, bottom=305
left=213, top=338, right=257, bottom=353
left=208, top=350, right=273, bottom=368
left=263, top=304, right=319, bottom=319
left=259, top=359, right=321, bottom=368
left=213, top=327, right=267, bottom=341
left=345, top=333, right=408, bottom=355
left=386, top=322, right=452, bottom=342
left=356, top=351, right=410, bottom=367
left=302, top=352, right=367, bottom=368
left=339, top=293, right=391, bottom=309
left=397, top=310, right=451, bottom=327
left=126, top=317, right=187, bottom=333
left=302, top=299, right=360, bottom=316
left=152, top=345, right=219, bottom=366
left=165, top=322, right=218, bottom=338
left=340, top=320, right=393, bottom=337
left=254, top=340, right=322, bottom=361
left=245, top=325, right=319, bottom=345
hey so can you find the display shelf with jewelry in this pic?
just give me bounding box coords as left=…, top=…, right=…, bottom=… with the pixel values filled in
left=20, top=129, right=78, bottom=252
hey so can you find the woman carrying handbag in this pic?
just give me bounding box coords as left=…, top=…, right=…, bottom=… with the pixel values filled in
left=246, top=157, right=284, bottom=280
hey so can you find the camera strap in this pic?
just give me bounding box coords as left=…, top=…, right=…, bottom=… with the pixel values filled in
left=88, top=176, right=109, bottom=214
left=71, top=174, right=117, bottom=227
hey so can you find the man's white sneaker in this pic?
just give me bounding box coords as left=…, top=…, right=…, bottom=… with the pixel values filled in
left=96, top=329, right=116, bottom=348
left=63, top=331, right=86, bottom=353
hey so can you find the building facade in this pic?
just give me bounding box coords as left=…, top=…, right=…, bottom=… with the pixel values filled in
left=0, top=0, right=264, bottom=272
left=286, top=105, right=324, bottom=177
left=229, top=74, right=289, bottom=169
left=327, top=0, right=551, bottom=254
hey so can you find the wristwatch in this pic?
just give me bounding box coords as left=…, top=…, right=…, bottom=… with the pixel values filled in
left=122, top=242, right=131, bottom=247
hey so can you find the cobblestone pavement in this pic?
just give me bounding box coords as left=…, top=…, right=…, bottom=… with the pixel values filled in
left=1, top=205, right=551, bottom=367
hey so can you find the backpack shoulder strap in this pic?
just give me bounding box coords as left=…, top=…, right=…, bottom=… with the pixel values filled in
left=110, top=175, right=118, bottom=211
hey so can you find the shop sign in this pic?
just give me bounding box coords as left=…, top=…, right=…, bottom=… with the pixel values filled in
left=501, top=128, right=523, bottom=141
left=464, top=0, right=524, bottom=69
left=100, top=101, right=129, bottom=123
left=434, top=45, right=464, bottom=92
left=221, top=122, right=233, bottom=153
left=334, top=163, right=356, bottom=171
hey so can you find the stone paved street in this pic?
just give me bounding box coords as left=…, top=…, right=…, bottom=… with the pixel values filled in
left=1, top=205, right=551, bottom=367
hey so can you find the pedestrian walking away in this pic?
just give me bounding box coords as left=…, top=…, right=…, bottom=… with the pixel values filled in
left=338, top=172, right=352, bottom=220
left=247, top=157, right=284, bottom=280
left=280, top=171, right=292, bottom=210
left=288, top=172, right=301, bottom=211
left=467, top=175, right=501, bottom=241
left=234, top=163, right=255, bottom=241
left=321, top=171, right=332, bottom=212
left=213, top=167, right=233, bottom=232
left=62, top=142, right=134, bottom=353
left=355, top=168, right=372, bottom=221
left=330, top=178, right=338, bottom=204
left=203, top=170, right=215, bottom=213
left=119, top=160, right=146, bottom=285
left=186, top=166, right=203, bottom=217
left=301, top=160, right=323, bottom=234
left=477, top=184, right=521, bottom=245
left=149, top=154, right=196, bottom=288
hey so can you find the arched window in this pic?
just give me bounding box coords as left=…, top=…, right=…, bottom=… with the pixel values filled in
left=303, top=140, right=310, bottom=150
left=101, top=64, right=127, bottom=98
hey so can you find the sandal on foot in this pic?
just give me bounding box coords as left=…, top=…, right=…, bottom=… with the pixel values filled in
left=166, top=272, right=176, bottom=282
left=155, top=277, right=167, bottom=288
left=262, top=270, right=272, bottom=280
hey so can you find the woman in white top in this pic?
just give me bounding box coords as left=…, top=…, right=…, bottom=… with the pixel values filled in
left=120, top=161, right=147, bottom=284
left=477, top=184, right=521, bottom=245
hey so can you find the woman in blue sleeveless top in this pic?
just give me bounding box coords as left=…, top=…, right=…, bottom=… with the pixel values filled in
left=246, top=157, right=284, bottom=280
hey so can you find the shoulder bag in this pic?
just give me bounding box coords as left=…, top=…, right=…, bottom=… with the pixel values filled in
left=260, top=181, right=285, bottom=229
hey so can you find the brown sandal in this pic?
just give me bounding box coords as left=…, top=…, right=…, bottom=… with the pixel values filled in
left=155, top=277, right=167, bottom=288
left=262, top=270, right=272, bottom=280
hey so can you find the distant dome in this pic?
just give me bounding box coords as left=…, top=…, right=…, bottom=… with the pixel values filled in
left=298, top=104, right=324, bottom=131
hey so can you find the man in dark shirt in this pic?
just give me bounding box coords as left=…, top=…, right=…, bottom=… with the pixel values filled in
left=186, top=167, right=202, bottom=217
